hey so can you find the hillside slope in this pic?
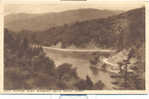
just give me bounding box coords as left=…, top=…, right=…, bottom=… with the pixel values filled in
left=33, top=7, right=145, bottom=50
left=5, top=8, right=121, bottom=32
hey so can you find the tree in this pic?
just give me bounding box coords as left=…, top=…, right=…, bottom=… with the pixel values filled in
left=86, top=76, right=93, bottom=89
left=117, top=48, right=144, bottom=89
left=92, top=80, right=104, bottom=90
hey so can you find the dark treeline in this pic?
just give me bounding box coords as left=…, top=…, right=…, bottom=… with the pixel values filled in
left=20, top=7, right=145, bottom=49
left=4, top=29, right=105, bottom=90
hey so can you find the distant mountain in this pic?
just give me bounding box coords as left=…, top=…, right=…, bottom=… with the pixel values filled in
left=5, top=8, right=122, bottom=32
left=32, top=7, right=145, bottom=49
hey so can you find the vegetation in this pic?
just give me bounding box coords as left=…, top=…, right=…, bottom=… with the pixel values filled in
left=111, top=48, right=145, bottom=90
left=4, top=29, right=105, bottom=90
left=18, top=7, right=145, bottom=50
left=4, top=7, right=145, bottom=90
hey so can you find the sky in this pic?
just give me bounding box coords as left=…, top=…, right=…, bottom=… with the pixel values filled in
left=5, top=0, right=145, bottom=15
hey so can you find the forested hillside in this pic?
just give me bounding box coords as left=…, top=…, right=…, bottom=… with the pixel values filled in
left=31, top=7, right=144, bottom=50
left=5, top=8, right=121, bottom=32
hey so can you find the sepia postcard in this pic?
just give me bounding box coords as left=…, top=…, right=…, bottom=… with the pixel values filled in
left=0, top=0, right=149, bottom=94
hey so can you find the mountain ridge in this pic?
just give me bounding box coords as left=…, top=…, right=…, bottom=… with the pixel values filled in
left=32, top=7, right=145, bottom=49
left=5, top=8, right=122, bottom=32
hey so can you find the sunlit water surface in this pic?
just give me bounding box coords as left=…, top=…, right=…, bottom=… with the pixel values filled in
left=43, top=47, right=117, bottom=89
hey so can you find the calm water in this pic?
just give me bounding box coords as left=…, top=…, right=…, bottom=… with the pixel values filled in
left=43, top=47, right=117, bottom=89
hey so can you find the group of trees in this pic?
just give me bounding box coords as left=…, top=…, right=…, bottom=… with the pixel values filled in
left=20, top=7, right=145, bottom=50
left=4, top=29, right=105, bottom=90
left=107, top=7, right=145, bottom=90
left=111, top=47, right=145, bottom=90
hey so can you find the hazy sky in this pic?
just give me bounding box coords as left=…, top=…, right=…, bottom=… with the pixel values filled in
left=5, top=0, right=145, bottom=15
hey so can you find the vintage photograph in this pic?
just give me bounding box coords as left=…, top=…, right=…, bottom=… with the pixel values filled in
left=4, top=1, right=146, bottom=92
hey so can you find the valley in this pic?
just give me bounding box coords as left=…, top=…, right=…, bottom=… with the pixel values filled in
left=43, top=46, right=117, bottom=89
